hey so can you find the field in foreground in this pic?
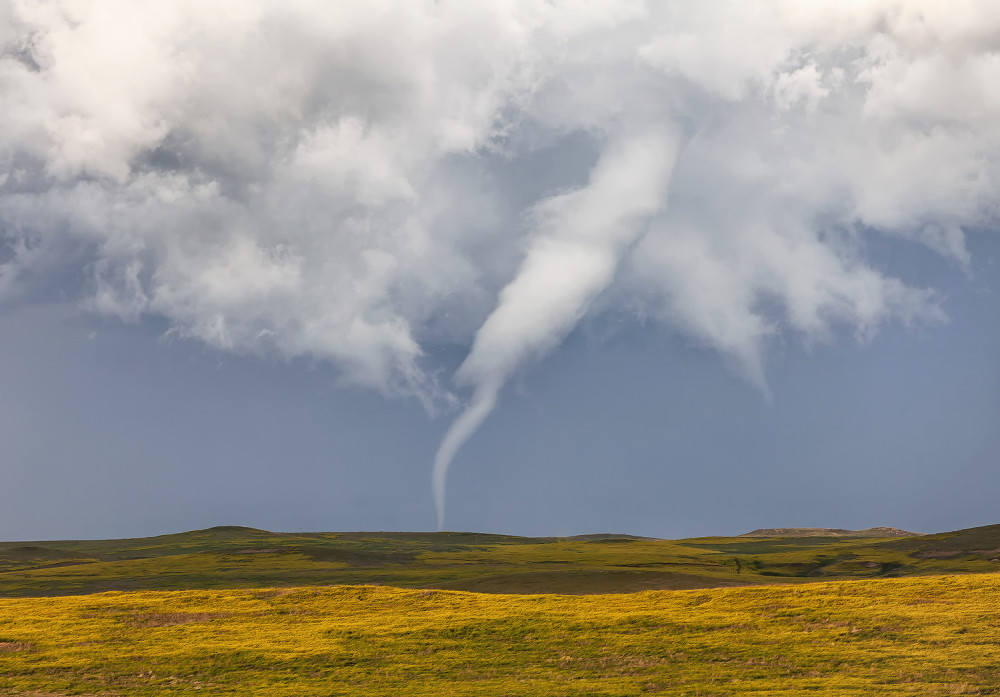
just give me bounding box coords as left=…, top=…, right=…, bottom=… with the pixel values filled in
left=2, top=573, right=999, bottom=696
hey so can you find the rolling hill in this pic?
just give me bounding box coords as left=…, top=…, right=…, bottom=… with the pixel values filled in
left=2, top=523, right=999, bottom=597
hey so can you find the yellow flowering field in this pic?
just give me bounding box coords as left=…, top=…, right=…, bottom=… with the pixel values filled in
left=2, top=573, right=998, bottom=696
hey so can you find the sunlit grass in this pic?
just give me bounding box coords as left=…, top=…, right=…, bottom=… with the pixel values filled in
left=2, top=573, right=999, bottom=695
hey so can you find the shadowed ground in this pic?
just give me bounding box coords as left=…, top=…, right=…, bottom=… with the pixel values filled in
left=2, top=523, right=999, bottom=597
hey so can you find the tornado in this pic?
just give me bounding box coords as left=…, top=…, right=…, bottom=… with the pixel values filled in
left=432, top=125, right=680, bottom=529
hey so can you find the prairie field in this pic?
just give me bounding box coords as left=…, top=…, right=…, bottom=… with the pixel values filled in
left=2, top=573, right=1000, bottom=696
left=3, top=525, right=1000, bottom=695
left=4, top=524, right=1000, bottom=597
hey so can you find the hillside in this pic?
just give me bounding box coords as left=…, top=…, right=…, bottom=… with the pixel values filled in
left=2, top=523, right=999, bottom=597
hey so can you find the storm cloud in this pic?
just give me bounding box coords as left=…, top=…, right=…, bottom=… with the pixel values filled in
left=2, top=0, right=999, bottom=526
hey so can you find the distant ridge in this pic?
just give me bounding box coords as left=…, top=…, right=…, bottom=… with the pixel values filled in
left=741, top=527, right=921, bottom=538
left=565, top=533, right=656, bottom=541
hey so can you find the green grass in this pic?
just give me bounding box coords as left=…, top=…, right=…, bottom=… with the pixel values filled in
left=2, top=574, right=1000, bottom=695
left=3, top=524, right=1000, bottom=597
left=3, top=526, right=1000, bottom=694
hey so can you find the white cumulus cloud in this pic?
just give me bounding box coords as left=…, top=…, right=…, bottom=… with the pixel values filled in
left=2, top=0, right=998, bottom=525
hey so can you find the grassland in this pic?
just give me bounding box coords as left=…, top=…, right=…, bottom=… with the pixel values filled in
left=3, top=524, right=1000, bottom=597
left=4, top=526, right=1000, bottom=694
left=3, top=574, right=1000, bottom=695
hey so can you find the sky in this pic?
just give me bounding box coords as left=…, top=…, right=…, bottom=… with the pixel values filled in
left=1, top=0, right=999, bottom=541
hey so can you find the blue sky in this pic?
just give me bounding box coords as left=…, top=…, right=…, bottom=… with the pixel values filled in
left=2, top=1, right=999, bottom=540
